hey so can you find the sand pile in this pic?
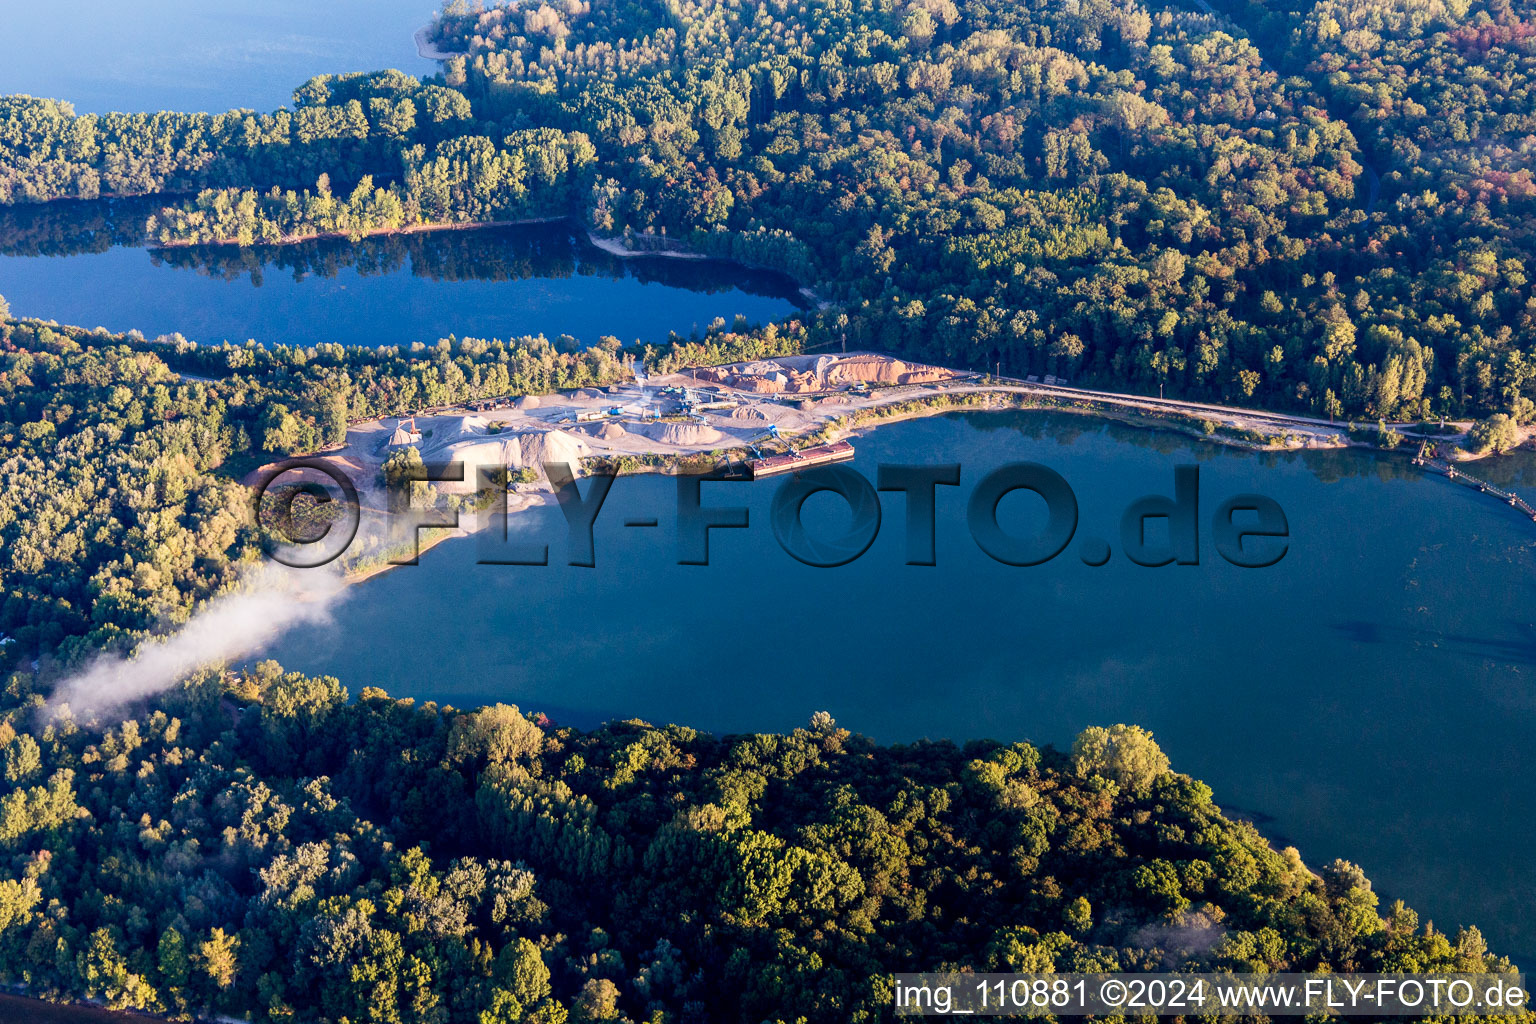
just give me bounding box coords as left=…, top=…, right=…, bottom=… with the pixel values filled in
left=638, top=422, right=724, bottom=445
left=514, top=395, right=541, bottom=410
left=453, top=415, right=490, bottom=438
left=693, top=367, right=734, bottom=384
left=598, top=422, right=628, bottom=441
left=731, top=405, right=769, bottom=421
left=737, top=376, right=785, bottom=394
left=827, top=356, right=909, bottom=384
left=781, top=370, right=820, bottom=393
left=722, top=357, right=825, bottom=394
left=820, top=355, right=951, bottom=385
left=418, top=417, right=485, bottom=460
left=506, top=429, right=593, bottom=478
left=434, top=441, right=504, bottom=493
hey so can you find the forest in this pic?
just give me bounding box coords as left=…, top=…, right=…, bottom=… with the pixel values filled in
left=0, top=308, right=1525, bottom=1024
left=0, top=315, right=802, bottom=665
left=0, top=679, right=1520, bottom=1023
left=2, top=0, right=1536, bottom=422
left=3, top=0, right=1536, bottom=1017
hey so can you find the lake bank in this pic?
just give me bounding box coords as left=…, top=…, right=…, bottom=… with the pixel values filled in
left=586, top=232, right=708, bottom=261
left=0, top=215, right=804, bottom=348
left=414, top=23, right=466, bottom=61
left=586, top=230, right=832, bottom=307
left=311, top=358, right=1536, bottom=609
left=150, top=214, right=570, bottom=251
left=257, top=406, right=1536, bottom=964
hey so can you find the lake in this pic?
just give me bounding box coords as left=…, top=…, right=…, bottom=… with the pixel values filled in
left=0, top=3, right=806, bottom=351
left=6, top=0, right=1535, bottom=990
left=0, top=200, right=805, bottom=348
left=0, top=0, right=440, bottom=114
left=260, top=410, right=1536, bottom=964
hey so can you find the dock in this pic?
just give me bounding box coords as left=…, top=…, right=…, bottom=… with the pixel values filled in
left=1413, top=441, right=1536, bottom=521
left=747, top=440, right=855, bottom=479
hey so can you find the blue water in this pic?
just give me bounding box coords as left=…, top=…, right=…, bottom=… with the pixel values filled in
left=8, top=0, right=1536, bottom=981
left=0, top=208, right=804, bottom=347
left=261, top=411, right=1536, bottom=962
left=0, top=0, right=439, bottom=113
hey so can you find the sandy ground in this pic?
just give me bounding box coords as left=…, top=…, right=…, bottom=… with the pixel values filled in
left=249, top=352, right=1528, bottom=581
left=313, top=351, right=1492, bottom=500
left=414, top=24, right=464, bottom=60
left=586, top=233, right=707, bottom=261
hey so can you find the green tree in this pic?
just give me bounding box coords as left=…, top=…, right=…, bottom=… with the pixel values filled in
left=496, top=937, right=552, bottom=1007
left=1071, top=725, right=1170, bottom=793
left=157, top=927, right=191, bottom=1013
left=571, top=978, right=621, bottom=1021
left=1467, top=414, right=1521, bottom=455
left=198, top=927, right=241, bottom=990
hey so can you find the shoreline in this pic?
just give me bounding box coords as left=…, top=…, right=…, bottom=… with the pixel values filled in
left=145, top=216, right=827, bottom=307
left=329, top=393, right=1535, bottom=589
left=326, top=365, right=1532, bottom=586
left=585, top=231, right=708, bottom=261
left=414, top=24, right=466, bottom=61
left=338, top=492, right=550, bottom=587
left=586, top=230, right=830, bottom=307
left=150, top=215, right=568, bottom=251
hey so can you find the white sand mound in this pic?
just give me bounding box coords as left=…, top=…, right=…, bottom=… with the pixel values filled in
left=598, top=422, right=628, bottom=441
left=737, top=360, right=786, bottom=377
left=436, top=440, right=507, bottom=493
left=425, top=428, right=590, bottom=492
left=454, top=415, right=490, bottom=438
left=637, top=422, right=724, bottom=445
left=730, top=405, right=769, bottom=421
left=505, top=429, right=593, bottom=479
left=514, top=395, right=541, bottom=410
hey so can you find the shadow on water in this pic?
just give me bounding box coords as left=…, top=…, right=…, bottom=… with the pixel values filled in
left=0, top=198, right=807, bottom=305
left=0, top=197, right=166, bottom=257
left=153, top=222, right=807, bottom=302
left=966, top=408, right=1430, bottom=484
left=0, top=199, right=807, bottom=347
left=1332, top=618, right=1536, bottom=666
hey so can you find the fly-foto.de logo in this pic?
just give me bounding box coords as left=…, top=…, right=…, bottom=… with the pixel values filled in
left=253, top=460, right=1289, bottom=571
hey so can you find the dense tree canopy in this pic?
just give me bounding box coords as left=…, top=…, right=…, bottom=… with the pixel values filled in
left=0, top=312, right=801, bottom=672
left=2, top=0, right=1535, bottom=423
left=3, top=0, right=1535, bottom=1018
left=0, top=687, right=1517, bottom=1023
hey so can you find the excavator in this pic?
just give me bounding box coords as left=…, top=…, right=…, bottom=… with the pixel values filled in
left=745, top=424, right=798, bottom=462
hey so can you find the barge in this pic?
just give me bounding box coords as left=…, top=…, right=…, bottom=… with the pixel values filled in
left=747, top=440, right=855, bottom=479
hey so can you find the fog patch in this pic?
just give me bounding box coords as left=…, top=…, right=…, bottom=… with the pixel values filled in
left=45, top=565, right=347, bottom=722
